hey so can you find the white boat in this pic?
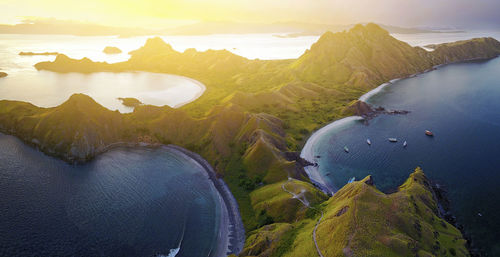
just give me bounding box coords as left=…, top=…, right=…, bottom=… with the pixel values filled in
left=347, top=177, right=356, bottom=183
left=344, top=146, right=349, bottom=153
left=388, top=138, right=398, bottom=142
left=366, top=139, right=371, bottom=145
left=403, top=141, right=408, bottom=147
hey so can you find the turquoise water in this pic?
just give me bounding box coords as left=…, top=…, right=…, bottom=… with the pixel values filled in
left=0, top=133, right=221, bottom=257
left=308, top=57, right=500, bottom=255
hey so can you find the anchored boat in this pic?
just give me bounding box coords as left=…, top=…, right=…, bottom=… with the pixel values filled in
left=388, top=138, right=398, bottom=142
left=366, top=139, right=371, bottom=145
left=425, top=130, right=434, bottom=136
left=403, top=141, right=407, bottom=147
left=344, top=146, right=349, bottom=153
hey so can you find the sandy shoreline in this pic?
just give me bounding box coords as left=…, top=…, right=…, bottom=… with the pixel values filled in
left=300, top=66, right=443, bottom=195
left=300, top=116, right=363, bottom=195
left=0, top=133, right=244, bottom=256
left=165, top=145, right=245, bottom=257
left=172, top=76, right=207, bottom=108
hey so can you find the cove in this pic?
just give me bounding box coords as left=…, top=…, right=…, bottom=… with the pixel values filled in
left=0, top=132, right=229, bottom=257
left=301, top=57, right=500, bottom=255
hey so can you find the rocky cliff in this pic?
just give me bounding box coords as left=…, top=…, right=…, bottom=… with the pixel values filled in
left=241, top=169, right=470, bottom=257
left=4, top=24, right=499, bottom=256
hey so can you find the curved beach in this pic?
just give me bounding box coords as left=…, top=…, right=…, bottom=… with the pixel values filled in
left=172, top=76, right=207, bottom=108
left=300, top=116, right=364, bottom=195
left=165, top=145, right=245, bottom=257
left=301, top=67, right=445, bottom=194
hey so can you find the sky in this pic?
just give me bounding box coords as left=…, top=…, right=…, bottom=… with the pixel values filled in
left=1, top=0, right=500, bottom=29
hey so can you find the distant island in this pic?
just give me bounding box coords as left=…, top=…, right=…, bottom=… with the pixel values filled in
left=117, top=97, right=141, bottom=107
left=0, top=71, right=7, bottom=78
left=19, top=51, right=59, bottom=56
left=0, top=19, right=155, bottom=36
left=103, top=46, right=122, bottom=54
left=3, top=24, right=499, bottom=256
left=0, top=19, right=462, bottom=37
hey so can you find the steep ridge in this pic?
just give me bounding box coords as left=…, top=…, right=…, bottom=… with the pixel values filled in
left=292, top=23, right=433, bottom=88
left=242, top=169, right=470, bottom=257
left=5, top=24, right=500, bottom=255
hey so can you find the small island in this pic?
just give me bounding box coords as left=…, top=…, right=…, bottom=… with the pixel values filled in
left=19, top=52, right=59, bottom=56
left=103, top=46, right=122, bottom=54
left=0, top=71, right=7, bottom=78
left=117, top=97, right=142, bottom=107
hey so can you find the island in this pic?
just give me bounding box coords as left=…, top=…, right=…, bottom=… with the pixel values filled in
left=0, top=72, right=7, bottom=78
left=4, top=24, right=500, bottom=256
left=103, top=46, right=122, bottom=54
left=117, top=97, right=142, bottom=107
left=19, top=51, right=59, bottom=56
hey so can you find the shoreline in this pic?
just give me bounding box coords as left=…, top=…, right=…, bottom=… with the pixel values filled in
left=0, top=132, right=245, bottom=256
left=300, top=116, right=364, bottom=195
left=172, top=76, right=207, bottom=108
left=299, top=60, right=480, bottom=195
left=165, top=145, right=245, bottom=257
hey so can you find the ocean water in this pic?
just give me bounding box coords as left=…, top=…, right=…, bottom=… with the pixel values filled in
left=306, top=57, right=500, bottom=255
left=0, top=34, right=208, bottom=113
left=0, top=133, right=221, bottom=257
left=0, top=33, right=322, bottom=112
left=2, top=32, right=499, bottom=112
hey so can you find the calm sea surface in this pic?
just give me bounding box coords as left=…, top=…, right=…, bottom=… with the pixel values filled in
left=0, top=133, right=221, bottom=257
left=1, top=31, right=499, bottom=255
left=307, top=57, right=500, bottom=255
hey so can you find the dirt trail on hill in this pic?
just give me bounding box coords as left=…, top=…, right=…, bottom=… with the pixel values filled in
left=282, top=178, right=325, bottom=257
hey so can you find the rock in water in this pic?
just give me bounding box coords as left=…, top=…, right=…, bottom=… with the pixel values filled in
left=103, top=46, right=122, bottom=54
left=117, top=97, right=143, bottom=107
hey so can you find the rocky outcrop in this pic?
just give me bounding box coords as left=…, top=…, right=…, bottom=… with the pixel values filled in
left=0, top=72, right=7, bottom=78
left=102, top=46, right=122, bottom=54
left=117, top=97, right=142, bottom=107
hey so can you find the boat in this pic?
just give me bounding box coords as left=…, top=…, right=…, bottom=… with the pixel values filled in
left=344, top=146, right=349, bottom=153
left=388, top=138, right=398, bottom=142
left=425, top=130, right=434, bottom=136
left=366, top=139, right=371, bottom=145
left=403, top=141, right=407, bottom=147
left=347, top=177, right=356, bottom=183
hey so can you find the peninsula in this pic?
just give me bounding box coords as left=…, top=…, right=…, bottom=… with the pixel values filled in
left=3, top=24, right=500, bottom=256
left=19, top=51, right=59, bottom=56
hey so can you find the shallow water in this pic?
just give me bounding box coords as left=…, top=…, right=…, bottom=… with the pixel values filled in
left=0, top=34, right=209, bottom=113
left=306, top=57, right=500, bottom=255
left=0, top=133, right=221, bottom=257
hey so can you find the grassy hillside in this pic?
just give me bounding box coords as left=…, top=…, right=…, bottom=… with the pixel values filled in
left=242, top=169, right=469, bottom=257
left=4, top=23, right=500, bottom=256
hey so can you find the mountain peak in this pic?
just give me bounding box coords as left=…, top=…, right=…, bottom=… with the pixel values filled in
left=63, top=93, right=99, bottom=106
left=350, top=23, right=389, bottom=35
left=129, top=37, right=175, bottom=56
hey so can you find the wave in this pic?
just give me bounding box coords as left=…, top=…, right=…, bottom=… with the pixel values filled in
left=156, top=247, right=180, bottom=257
left=156, top=217, right=186, bottom=257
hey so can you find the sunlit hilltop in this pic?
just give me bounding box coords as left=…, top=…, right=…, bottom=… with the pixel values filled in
left=1, top=0, right=500, bottom=256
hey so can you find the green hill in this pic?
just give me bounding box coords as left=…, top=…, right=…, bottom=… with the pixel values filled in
left=4, top=23, right=500, bottom=256
left=242, top=169, right=469, bottom=257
